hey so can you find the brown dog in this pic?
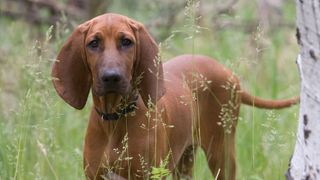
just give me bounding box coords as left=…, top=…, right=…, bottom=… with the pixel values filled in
left=52, top=13, right=298, bottom=180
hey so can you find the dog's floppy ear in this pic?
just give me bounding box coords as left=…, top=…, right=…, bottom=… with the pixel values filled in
left=129, top=20, right=166, bottom=106
left=52, top=22, right=92, bottom=109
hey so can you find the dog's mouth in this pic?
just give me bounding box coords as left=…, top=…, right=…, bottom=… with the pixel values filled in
left=93, top=82, right=134, bottom=114
left=93, top=81, right=130, bottom=96
left=99, top=93, right=122, bottom=113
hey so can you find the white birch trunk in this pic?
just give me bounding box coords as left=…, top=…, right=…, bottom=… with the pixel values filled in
left=286, top=0, right=320, bottom=179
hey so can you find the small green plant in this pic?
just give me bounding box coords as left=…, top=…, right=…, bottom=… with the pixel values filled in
left=150, top=152, right=171, bottom=179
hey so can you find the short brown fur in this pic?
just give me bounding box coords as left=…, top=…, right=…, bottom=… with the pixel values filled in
left=52, top=13, right=298, bottom=180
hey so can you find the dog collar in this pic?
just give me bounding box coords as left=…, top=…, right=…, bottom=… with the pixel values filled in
left=95, top=96, right=138, bottom=121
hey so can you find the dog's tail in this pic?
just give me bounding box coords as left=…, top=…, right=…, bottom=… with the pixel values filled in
left=240, top=91, right=299, bottom=109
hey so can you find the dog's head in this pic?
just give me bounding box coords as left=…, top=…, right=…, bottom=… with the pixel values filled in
left=52, top=13, right=165, bottom=111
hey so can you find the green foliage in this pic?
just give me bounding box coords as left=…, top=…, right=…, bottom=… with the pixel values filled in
left=0, top=17, right=87, bottom=180
left=150, top=152, right=171, bottom=179
left=0, top=0, right=299, bottom=179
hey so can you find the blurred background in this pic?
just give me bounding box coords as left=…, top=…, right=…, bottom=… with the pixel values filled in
left=0, top=0, right=299, bottom=179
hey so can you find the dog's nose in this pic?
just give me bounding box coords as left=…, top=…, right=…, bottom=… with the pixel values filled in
left=101, top=70, right=122, bottom=84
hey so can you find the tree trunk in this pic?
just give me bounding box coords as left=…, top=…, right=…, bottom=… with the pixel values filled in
left=286, top=0, right=320, bottom=179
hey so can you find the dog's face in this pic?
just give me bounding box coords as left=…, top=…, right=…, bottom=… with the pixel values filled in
left=84, top=15, right=136, bottom=97
left=52, top=13, right=165, bottom=110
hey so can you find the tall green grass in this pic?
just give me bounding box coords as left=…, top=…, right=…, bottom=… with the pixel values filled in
left=0, top=0, right=299, bottom=179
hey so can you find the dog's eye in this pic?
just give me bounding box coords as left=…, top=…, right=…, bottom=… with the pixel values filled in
left=120, top=38, right=133, bottom=48
left=88, top=39, right=100, bottom=49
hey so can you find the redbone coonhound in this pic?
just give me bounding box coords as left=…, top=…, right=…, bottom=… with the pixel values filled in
left=52, top=13, right=298, bottom=180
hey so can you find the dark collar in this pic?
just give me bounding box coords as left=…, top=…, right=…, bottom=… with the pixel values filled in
left=95, top=96, right=138, bottom=121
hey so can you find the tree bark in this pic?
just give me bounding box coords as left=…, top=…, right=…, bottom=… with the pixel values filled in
left=286, top=0, right=320, bottom=179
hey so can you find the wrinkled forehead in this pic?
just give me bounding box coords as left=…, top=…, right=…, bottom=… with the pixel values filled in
left=88, top=14, right=133, bottom=36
